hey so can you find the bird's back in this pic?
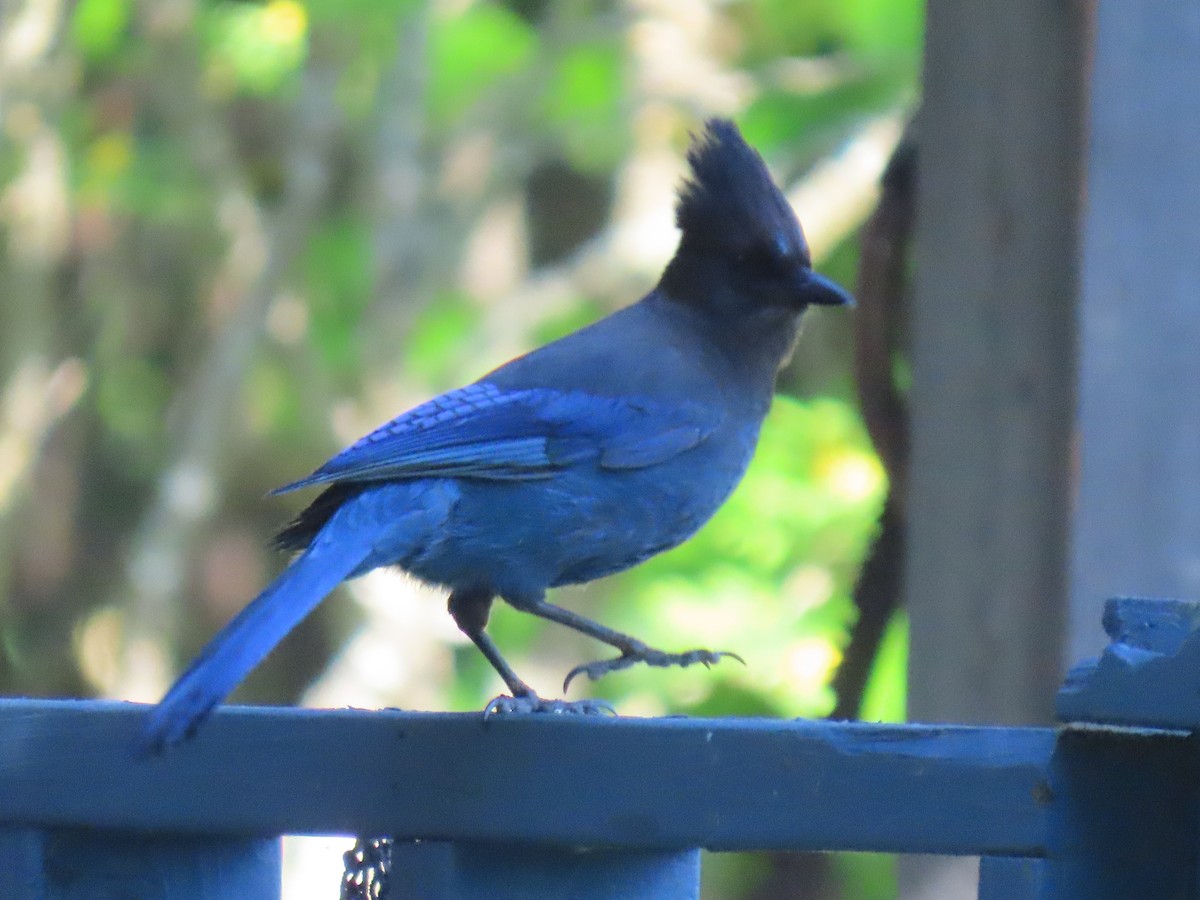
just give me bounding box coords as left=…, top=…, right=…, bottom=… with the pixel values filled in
left=481, top=289, right=777, bottom=414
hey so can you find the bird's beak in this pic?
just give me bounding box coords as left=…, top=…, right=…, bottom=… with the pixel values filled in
left=800, top=270, right=855, bottom=308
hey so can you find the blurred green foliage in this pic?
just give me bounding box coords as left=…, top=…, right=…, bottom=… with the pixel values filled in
left=206, top=0, right=309, bottom=95
left=71, top=0, right=132, bottom=61
left=303, top=217, right=374, bottom=377
left=1, top=1, right=921, bottom=897
left=430, top=4, right=536, bottom=123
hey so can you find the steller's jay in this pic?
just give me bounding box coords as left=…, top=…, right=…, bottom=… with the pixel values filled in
left=141, top=119, right=853, bottom=752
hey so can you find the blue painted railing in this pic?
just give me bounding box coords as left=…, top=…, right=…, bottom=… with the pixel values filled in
left=1, top=597, right=1197, bottom=898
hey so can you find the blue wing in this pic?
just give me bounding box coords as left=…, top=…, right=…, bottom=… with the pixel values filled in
left=273, top=381, right=719, bottom=494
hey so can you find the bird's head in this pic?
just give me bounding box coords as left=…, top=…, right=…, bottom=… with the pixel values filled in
left=659, top=119, right=854, bottom=319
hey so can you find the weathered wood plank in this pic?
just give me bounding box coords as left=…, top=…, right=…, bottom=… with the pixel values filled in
left=0, top=700, right=1055, bottom=856
left=909, top=0, right=1086, bottom=727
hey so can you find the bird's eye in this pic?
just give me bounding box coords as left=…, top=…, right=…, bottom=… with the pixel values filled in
left=741, top=243, right=787, bottom=273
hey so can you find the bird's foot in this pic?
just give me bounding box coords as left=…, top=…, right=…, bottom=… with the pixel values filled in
left=483, top=692, right=616, bottom=722
left=563, top=644, right=744, bottom=691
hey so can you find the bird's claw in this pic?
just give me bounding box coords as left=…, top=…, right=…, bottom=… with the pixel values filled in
left=562, top=646, right=744, bottom=692
left=483, top=693, right=616, bottom=723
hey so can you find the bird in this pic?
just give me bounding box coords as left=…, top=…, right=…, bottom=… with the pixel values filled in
left=140, top=118, right=853, bottom=752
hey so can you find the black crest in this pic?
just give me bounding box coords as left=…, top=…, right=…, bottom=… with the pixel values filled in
left=674, top=119, right=810, bottom=264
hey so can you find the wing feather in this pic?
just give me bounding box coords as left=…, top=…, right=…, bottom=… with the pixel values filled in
left=273, top=381, right=719, bottom=493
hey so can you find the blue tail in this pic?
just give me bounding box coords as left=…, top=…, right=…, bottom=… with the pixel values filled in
left=139, top=534, right=371, bottom=754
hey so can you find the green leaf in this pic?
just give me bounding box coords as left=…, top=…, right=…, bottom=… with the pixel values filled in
left=834, top=852, right=897, bottom=900
left=542, top=42, right=627, bottom=171
left=302, top=218, right=372, bottom=379
left=71, top=0, right=131, bottom=61
left=859, top=610, right=908, bottom=723
left=837, top=0, right=924, bottom=55
left=729, top=0, right=923, bottom=62
left=245, top=356, right=303, bottom=438
left=428, top=4, right=536, bottom=123
left=203, top=0, right=309, bottom=97
left=551, top=43, right=621, bottom=115
left=96, top=358, right=170, bottom=442
left=741, top=67, right=912, bottom=161
left=403, top=293, right=482, bottom=386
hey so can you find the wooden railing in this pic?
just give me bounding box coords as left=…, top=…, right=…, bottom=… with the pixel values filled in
left=1, top=597, right=1196, bottom=898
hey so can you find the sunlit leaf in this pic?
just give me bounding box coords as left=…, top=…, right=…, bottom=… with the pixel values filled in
left=837, top=0, right=924, bottom=55
left=859, top=610, right=907, bottom=723
left=204, top=0, right=309, bottom=97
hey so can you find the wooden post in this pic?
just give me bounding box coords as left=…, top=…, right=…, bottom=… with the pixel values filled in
left=1068, top=1, right=1200, bottom=662
left=908, top=0, right=1088, bottom=725
left=907, top=2, right=1088, bottom=895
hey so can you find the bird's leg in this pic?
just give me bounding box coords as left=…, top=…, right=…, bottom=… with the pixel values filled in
left=448, top=588, right=614, bottom=717
left=448, top=587, right=534, bottom=697
left=504, top=594, right=743, bottom=692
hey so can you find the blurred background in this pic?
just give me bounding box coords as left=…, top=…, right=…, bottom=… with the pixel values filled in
left=0, top=0, right=923, bottom=896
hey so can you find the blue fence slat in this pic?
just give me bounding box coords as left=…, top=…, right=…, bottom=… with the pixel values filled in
left=389, top=842, right=701, bottom=900
left=0, top=829, right=45, bottom=900
left=978, top=856, right=1049, bottom=899
left=0, top=828, right=280, bottom=900
left=48, top=831, right=280, bottom=900
left=0, top=699, right=1055, bottom=856
left=1044, top=727, right=1197, bottom=898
